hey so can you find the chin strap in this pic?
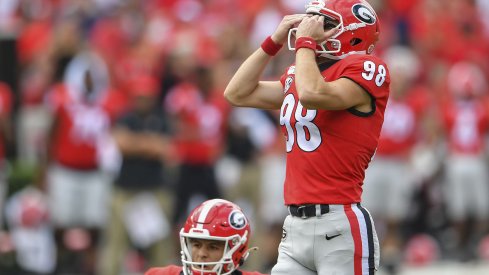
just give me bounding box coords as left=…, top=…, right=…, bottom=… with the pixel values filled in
left=240, top=246, right=259, bottom=266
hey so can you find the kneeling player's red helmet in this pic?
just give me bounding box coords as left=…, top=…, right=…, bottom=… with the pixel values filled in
left=288, top=0, right=380, bottom=59
left=180, top=199, right=251, bottom=275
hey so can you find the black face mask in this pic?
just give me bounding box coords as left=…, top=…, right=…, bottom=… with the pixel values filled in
left=308, top=12, right=340, bottom=30
left=323, top=19, right=339, bottom=30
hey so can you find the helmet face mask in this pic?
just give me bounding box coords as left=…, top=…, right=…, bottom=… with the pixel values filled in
left=180, top=199, right=251, bottom=275
left=288, top=0, right=380, bottom=60
left=307, top=11, right=341, bottom=30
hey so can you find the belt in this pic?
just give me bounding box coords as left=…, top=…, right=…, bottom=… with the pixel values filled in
left=288, top=204, right=330, bottom=218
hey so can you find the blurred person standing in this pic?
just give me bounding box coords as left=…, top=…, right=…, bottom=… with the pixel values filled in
left=257, top=123, right=288, bottom=272
left=439, top=61, right=489, bottom=261
left=218, top=107, right=285, bottom=271
left=0, top=82, right=13, bottom=230
left=0, top=0, right=20, bottom=114
left=0, top=82, right=12, bottom=274
left=224, top=0, right=389, bottom=273
left=97, top=74, right=175, bottom=275
left=4, top=187, right=56, bottom=274
left=17, top=16, right=83, bottom=166
left=362, top=46, right=432, bottom=273
left=43, top=50, right=116, bottom=274
left=165, top=66, right=229, bottom=228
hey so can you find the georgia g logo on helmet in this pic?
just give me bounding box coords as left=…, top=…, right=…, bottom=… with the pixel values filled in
left=352, top=3, right=376, bottom=25
left=229, top=210, right=247, bottom=229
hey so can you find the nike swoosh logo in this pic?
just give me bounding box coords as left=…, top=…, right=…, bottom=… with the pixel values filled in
left=325, top=233, right=341, bottom=240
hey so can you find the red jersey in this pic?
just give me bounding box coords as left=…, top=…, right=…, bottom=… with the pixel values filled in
left=48, top=84, right=111, bottom=169
left=279, top=55, right=390, bottom=205
left=376, top=87, right=430, bottom=157
left=376, top=99, right=417, bottom=156
left=0, top=82, right=13, bottom=160
left=145, top=265, right=267, bottom=275
left=165, top=83, right=229, bottom=165
left=441, top=99, right=489, bottom=155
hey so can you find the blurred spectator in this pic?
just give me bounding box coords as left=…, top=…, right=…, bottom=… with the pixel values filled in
left=217, top=107, right=284, bottom=270
left=4, top=187, right=56, bottom=274
left=0, top=82, right=13, bottom=229
left=409, top=0, right=489, bottom=68
left=363, top=46, right=433, bottom=274
left=257, top=120, right=288, bottom=271
left=15, top=0, right=54, bottom=67
left=158, top=48, right=199, bottom=108
left=98, top=74, right=175, bottom=275
left=439, top=61, right=489, bottom=261
left=43, top=50, right=116, bottom=274
left=164, top=65, right=229, bottom=230
left=16, top=15, right=83, bottom=166
left=16, top=57, right=54, bottom=165
left=0, top=0, right=21, bottom=116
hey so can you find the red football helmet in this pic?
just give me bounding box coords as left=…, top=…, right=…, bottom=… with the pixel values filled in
left=288, top=0, right=380, bottom=59
left=180, top=199, right=252, bottom=275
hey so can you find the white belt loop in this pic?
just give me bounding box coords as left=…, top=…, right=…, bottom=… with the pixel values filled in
left=315, top=204, right=321, bottom=217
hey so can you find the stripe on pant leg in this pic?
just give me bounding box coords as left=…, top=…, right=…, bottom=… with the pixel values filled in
left=357, top=204, right=375, bottom=275
left=345, top=204, right=362, bottom=275
left=351, top=204, right=375, bottom=275
left=351, top=205, right=370, bottom=275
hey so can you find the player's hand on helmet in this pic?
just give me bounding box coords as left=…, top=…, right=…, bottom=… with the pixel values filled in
left=296, top=15, right=338, bottom=43
left=271, top=14, right=309, bottom=45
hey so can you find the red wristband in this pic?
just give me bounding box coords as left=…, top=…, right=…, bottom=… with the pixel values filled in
left=261, top=36, right=283, bottom=56
left=295, top=37, right=317, bottom=52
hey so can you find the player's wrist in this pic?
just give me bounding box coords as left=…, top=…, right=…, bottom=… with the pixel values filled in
left=295, top=36, right=317, bottom=53
left=261, top=36, right=283, bottom=56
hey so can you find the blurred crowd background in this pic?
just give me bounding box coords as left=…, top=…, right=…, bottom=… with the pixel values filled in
left=0, top=0, right=489, bottom=274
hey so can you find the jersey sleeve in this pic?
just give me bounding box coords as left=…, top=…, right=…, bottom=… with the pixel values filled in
left=279, top=65, right=295, bottom=87
left=338, top=55, right=390, bottom=101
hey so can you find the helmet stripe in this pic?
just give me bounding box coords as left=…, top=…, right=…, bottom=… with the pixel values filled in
left=196, top=199, right=228, bottom=229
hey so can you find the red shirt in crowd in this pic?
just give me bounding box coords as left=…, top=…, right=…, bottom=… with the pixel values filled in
left=0, top=82, right=13, bottom=160
left=441, top=98, right=489, bottom=155
left=47, top=84, right=124, bottom=169
left=376, top=87, right=430, bottom=157
left=165, top=82, right=229, bottom=165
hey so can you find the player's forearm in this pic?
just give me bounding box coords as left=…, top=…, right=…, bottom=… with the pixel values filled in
left=224, top=48, right=272, bottom=104
left=295, top=49, right=333, bottom=109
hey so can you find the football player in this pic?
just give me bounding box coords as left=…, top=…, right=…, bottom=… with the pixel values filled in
left=145, top=199, right=266, bottom=275
left=440, top=61, right=489, bottom=261
left=224, top=0, right=390, bottom=274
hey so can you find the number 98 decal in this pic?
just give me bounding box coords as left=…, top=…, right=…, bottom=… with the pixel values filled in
left=361, top=60, right=386, bottom=87
left=280, top=94, right=322, bottom=152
